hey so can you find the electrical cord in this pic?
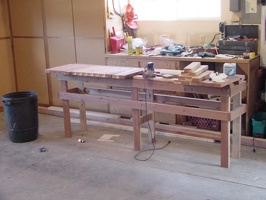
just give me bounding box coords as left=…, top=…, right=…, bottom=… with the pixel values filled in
left=253, top=137, right=256, bottom=153
left=208, top=33, right=221, bottom=45
left=134, top=141, right=171, bottom=161
left=214, top=40, right=219, bottom=55
left=202, top=33, right=221, bottom=55
left=134, top=77, right=171, bottom=161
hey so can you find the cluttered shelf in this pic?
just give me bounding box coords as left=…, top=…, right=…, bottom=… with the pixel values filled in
left=105, top=52, right=258, bottom=64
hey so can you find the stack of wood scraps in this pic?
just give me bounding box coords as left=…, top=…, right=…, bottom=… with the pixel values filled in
left=178, top=62, right=212, bottom=84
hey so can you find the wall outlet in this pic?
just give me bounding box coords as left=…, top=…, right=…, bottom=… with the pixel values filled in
left=107, top=7, right=115, bottom=19
left=200, top=35, right=205, bottom=43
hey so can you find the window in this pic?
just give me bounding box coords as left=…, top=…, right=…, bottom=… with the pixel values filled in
left=132, top=0, right=221, bottom=21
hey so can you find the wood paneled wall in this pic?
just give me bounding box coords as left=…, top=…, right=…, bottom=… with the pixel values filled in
left=0, top=0, right=16, bottom=100
left=5, top=0, right=106, bottom=107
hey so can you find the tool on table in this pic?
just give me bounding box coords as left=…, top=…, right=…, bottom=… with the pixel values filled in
left=198, top=51, right=216, bottom=57
left=142, top=62, right=156, bottom=78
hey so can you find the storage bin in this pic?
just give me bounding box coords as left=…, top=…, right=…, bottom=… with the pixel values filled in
left=251, top=112, right=266, bottom=138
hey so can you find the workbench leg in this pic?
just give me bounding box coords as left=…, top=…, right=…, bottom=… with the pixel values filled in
left=220, top=96, right=230, bottom=168
left=232, top=92, right=242, bottom=159
left=238, top=59, right=260, bottom=135
left=61, top=80, right=72, bottom=138
left=221, top=121, right=230, bottom=168
left=132, top=88, right=141, bottom=150
left=232, top=117, right=241, bottom=158
left=79, top=101, right=87, bottom=131
left=78, top=81, right=87, bottom=132
left=146, top=89, right=155, bottom=143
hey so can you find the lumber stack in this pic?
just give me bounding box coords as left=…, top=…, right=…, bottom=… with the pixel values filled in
left=178, top=62, right=212, bottom=84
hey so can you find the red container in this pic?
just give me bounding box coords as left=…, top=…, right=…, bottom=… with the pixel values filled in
left=110, top=27, right=124, bottom=53
left=188, top=116, right=221, bottom=131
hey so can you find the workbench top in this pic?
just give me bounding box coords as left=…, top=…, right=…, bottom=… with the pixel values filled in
left=46, top=64, right=143, bottom=79
left=46, top=64, right=244, bottom=88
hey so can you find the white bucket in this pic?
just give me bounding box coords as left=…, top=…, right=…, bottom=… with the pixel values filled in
left=223, top=63, right=236, bottom=76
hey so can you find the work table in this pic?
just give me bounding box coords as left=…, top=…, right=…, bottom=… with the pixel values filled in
left=46, top=64, right=247, bottom=168
left=105, top=53, right=261, bottom=135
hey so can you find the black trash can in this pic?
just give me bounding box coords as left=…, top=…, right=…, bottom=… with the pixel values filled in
left=2, top=91, right=38, bottom=143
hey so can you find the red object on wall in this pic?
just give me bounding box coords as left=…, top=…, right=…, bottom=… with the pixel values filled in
left=126, top=4, right=138, bottom=29
left=110, top=27, right=124, bottom=53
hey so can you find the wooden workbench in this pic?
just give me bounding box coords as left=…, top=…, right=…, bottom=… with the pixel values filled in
left=105, top=54, right=260, bottom=135
left=46, top=64, right=247, bottom=168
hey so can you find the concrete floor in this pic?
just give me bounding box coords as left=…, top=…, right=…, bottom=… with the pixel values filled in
left=1, top=113, right=266, bottom=200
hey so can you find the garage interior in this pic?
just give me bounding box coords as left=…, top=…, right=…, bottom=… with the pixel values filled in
left=1, top=0, right=266, bottom=199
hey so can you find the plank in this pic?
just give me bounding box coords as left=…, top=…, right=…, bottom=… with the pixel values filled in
left=200, top=76, right=242, bottom=87
left=180, top=80, right=191, bottom=85
left=192, top=70, right=212, bottom=82
left=179, top=72, right=193, bottom=80
left=70, top=66, right=143, bottom=78
left=80, top=102, right=87, bottom=131
left=69, top=65, right=99, bottom=76
left=133, top=75, right=178, bottom=82
left=175, top=75, right=243, bottom=88
left=184, top=62, right=201, bottom=72
left=189, top=65, right=208, bottom=76
left=112, top=68, right=143, bottom=79
left=220, top=96, right=230, bottom=168
left=70, top=66, right=121, bottom=77
left=231, top=92, right=241, bottom=159
left=48, top=106, right=121, bottom=119
left=94, top=66, right=129, bottom=77
left=146, top=89, right=156, bottom=143
left=45, top=64, right=89, bottom=75
left=132, top=87, right=141, bottom=150
left=46, top=64, right=143, bottom=79
left=157, top=69, right=182, bottom=76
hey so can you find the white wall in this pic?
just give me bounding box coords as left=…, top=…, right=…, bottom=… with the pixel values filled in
left=134, top=0, right=241, bottom=46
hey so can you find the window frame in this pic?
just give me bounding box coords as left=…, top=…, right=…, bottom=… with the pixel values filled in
left=132, top=0, right=221, bottom=21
